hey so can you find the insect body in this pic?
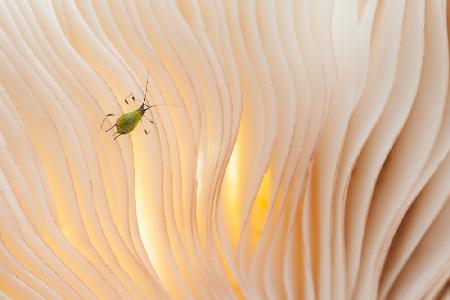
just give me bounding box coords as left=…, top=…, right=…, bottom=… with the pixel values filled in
left=116, top=109, right=142, bottom=134
left=114, top=103, right=149, bottom=134
left=102, top=102, right=154, bottom=140
left=101, top=66, right=181, bottom=140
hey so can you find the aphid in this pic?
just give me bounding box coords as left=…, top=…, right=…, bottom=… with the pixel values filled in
left=101, top=100, right=155, bottom=140
left=101, top=70, right=179, bottom=140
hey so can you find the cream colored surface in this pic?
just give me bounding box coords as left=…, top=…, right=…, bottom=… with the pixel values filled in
left=0, top=0, right=449, bottom=299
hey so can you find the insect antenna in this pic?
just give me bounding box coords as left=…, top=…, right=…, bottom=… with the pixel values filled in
left=142, top=63, right=151, bottom=106
left=143, top=103, right=184, bottom=110
left=139, top=63, right=185, bottom=110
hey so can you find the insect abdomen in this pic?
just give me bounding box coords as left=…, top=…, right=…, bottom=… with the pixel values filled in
left=116, top=111, right=142, bottom=134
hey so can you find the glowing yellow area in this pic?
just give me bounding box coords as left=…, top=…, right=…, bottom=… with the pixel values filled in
left=248, top=173, right=271, bottom=252
left=221, top=140, right=271, bottom=295
left=217, top=241, right=244, bottom=299
left=222, top=143, right=242, bottom=246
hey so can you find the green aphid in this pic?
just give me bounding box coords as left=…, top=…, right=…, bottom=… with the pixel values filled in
left=102, top=100, right=154, bottom=140
left=115, top=105, right=147, bottom=134
left=101, top=68, right=181, bottom=140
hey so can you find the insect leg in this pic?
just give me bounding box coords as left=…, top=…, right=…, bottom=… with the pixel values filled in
left=139, top=115, right=153, bottom=135
left=100, top=113, right=117, bottom=129
left=113, top=133, right=123, bottom=140
left=105, top=124, right=117, bottom=132
left=123, top=93, right=137, bottom=105
left=142, top=114, right=155, bottom=124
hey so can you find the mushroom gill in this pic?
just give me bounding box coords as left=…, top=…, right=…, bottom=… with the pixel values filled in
left=0, top=0, right=449, bottom=299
